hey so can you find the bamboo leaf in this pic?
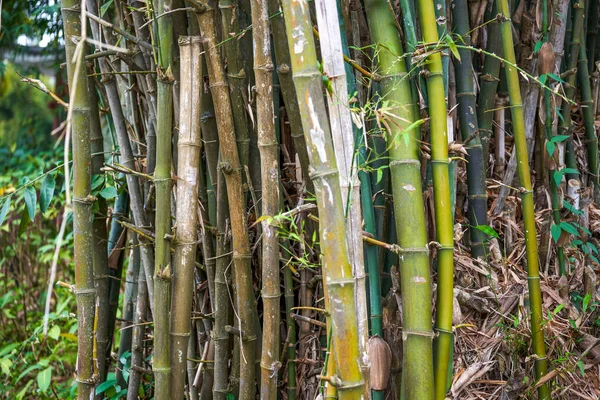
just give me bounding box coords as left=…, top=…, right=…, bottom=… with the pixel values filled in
left=24, top=186, right=37, bottom=220
left=548, top=73, right=564, bottom=83
left=100, top=0, right=114, bottom=16
left=40, top=173, right=56, bottom=213
left=545, top=141, right=555, bottom=157
left=47, top=325, right=60, bottom=340
left=582, top=293, right=591, bottom=313
left=560, top=168, right=579, bottom=175
left=553, top=170, right=563, bottom=188
left=550, top=135, right=570, bottom=143
left=100, top=186, right=118, bottom=199
left=0, top=196, right=11, bottom=227
left=475, top=224, right=499, bottom=238
left=96, top=379, right=117, bottom=395
left=36, top=367, right=52, bottom=393
left=18, top=208, right=31, bottom=236
left=559, top=221, right=579, bottom=236
left=444, top=35, right=460, bottom=61
left=577, top=360, right=585, bottom=377
left=551, top=224, right=562, bottom=242
left=564, top=201, right=584, bottom=216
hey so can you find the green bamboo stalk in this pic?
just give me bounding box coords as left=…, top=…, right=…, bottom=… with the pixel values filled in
left=170, top=36, right=203, bottom=399
left=587, top=0, right=599, bottom=71
left=577, top=21, right=599, bottom=202
left=153, top=0, right=175, bottom=397
left=116, top=234, right=140, bottom=388
left=88, top=0, right=155, bottom=314
left=191, top=3, right=259, bottom=398
left=219, top=0, right=251, bottom=173
left=127, top=245, right=149, bottom=400
left=283, top=248, right=297, bottom=400
left=336, top=0, right=382, bottom=348
left=87, top=70, right=111, bottom=386
left=452, top=0, right=489, bottom=262
left=364, top=1, right=434, bottom=398
left=476, top=0, right=502, bottom=161
left=498, top=0, right=550, bottom=396
left=213, top=169, right=232, bottom=400
left=414, top=0, right=456, bottom=397
left=561, top=1, right=583, bottom=188
left=200, top=61, right=231, bottom=400
left=250, top=0, right=281, bottom=397
left=281, top=0, right=364, bottom=398
left=540, top=0, right=567, bottom=276
left=61, top=2, right=95, bottom=398
left=266, top=0, right=312, bottom=186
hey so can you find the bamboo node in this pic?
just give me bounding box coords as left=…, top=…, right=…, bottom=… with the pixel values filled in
left=309, top=168, right=338, bottom=180
left=402, top=329, right=435, bottom=340
left=75, top=376, right=97, bottom=384
left=73, top=288, right=97, bottom=296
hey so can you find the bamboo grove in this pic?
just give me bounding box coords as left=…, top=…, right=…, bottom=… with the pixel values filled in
left=7, top=0, right=600, bottom=398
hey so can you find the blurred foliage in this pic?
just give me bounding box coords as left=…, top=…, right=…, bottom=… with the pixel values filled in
left=0, top=62, right=57, bottom=149
left=0, top=0, right=62, bottom=52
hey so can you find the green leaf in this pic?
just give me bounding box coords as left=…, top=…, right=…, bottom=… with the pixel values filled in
left=548, top=73, right=565, bottom=83
left=40, top=173, right=56, bottom=213
left=0, top=196, right=11, bottom=227
left=23, top=186, right=37, bottom=220
left=226, top=393, right=235, bottom=400
left=100, top=186, right=118, bottom=199
left=109, top=389, right=128, bottom=400
left=100, top=0, right=114, bottom=16
left=545, top=141, right=555, bottom=157
left=18, top=209, right=31, bottom=236
left=582, top=293, right=591, bottom=313
left=561, top=167, right=579, bottom=175
left=37, top=367, right=52, bottom=393
left=0, top=358, right=12, bottom=375
left=577, top=360, right=585, bottom=377
left=553, top=170, right=563, bottom=188
left=551, top=135, right=570, bottom=143
left=475, top=224, right=499, bottom=239
left=551, top=224, right=562, bottom=242
left=96, top=379, right=117, bottom=395
left=92, top=174, right=105, bottom=191
left=533, top=41, right=543, bottom=53
left=444, top=35, right=460, bottom=61
left=376, top=168, right=383, bottom=184
left=560, top=221, right=579, bottom=236
left=47, top=325, right=60, bottom=340
left=552, top=303, right=564, bottom=314
left=539, top=74, right=547, bottom=85
left=563, top=201, right=584, bottom=216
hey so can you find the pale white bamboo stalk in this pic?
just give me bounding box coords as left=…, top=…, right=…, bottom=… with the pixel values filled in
left=314, top=0, right=368, bottom=368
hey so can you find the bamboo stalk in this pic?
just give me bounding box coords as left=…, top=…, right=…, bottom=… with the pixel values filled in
left=87, top=69, right=111, bottom=387
left=281, top=0, right=364, bottom=398
left=116, top=234, right=140, bottom=388
left=153, top=0, right=175, bottom=397
left=170, top=36, right=203, bottom=399
left=250, top=0, right=282, bottom=397
left=364, top=0, right=434, bottom=398
left=219, top=0, right=251, bottom=174
left=266, top=0, right=312, bottom=186
left=414, top=0, right=456, bottom=396
left=540, top=0, right=567, bottom=276
left=452, top=0, right=489, bottom=261
left=191, top=2, right=259, bottom=398
left=61, top=2, right=95, bottom=397
left=88, top=0, right=156, bottom=314
left=497, top=0, right=550, bottom=396
left=127, top=245, right=149, bottom=400
left=577, top=20, right=599, bottom=202
left=314, top=0, right=368, bottom=376
left=476, top=1, right=502, bottom=161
